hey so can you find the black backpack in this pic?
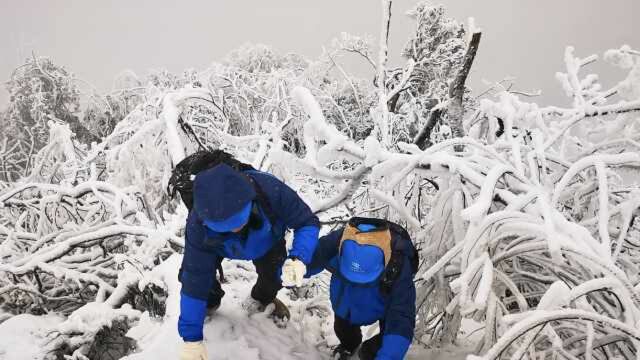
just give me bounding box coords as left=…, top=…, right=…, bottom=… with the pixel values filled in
left=168, top=150, right=252, bottom=210
left=167, top=149, right=277, bottom=223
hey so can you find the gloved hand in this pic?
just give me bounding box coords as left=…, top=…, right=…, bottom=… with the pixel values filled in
left=281, top=257, right=307, bottom=287
left=179, top=341, right=208, bottom=360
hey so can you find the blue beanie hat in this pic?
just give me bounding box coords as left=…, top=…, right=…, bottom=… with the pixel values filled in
left=193, top=164, right=256, bottom=228
left=203, top=201, right=252, bottom=232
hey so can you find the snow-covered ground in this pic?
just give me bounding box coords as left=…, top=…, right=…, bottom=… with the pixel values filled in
left=0, top=313, right=65, bottom=359
left=0, top=255, right=472, bottom=360
left=124, top=256, right=331, bottom=360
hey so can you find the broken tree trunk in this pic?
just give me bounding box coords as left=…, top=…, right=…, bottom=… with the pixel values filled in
left=413, top=108, right=443, bottom=150
left=448, top=32, right=482, bottom=151
left=413, top=32, right=481, bottom=151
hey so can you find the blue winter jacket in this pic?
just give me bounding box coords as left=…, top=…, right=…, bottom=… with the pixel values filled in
left=307, top=228, right=416, bottom=360
left=178, top=170, right=320, bottom=341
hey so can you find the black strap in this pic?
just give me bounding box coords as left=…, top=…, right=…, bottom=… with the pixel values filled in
left=242, top=172, right=278, bottom=227
left=215, top=257, right=226, bottom=283
left=348, top=217, right=390, bottom=230
left=363, top=219, right=417, bottom=294
left=380, top=251, right=404, bottom=294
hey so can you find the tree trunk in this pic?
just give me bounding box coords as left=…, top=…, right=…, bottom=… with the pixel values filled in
left=448, top=32, right=481, bottom=151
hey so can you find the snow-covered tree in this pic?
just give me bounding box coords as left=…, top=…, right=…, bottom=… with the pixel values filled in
left=1, top=2, right=639, bottom=359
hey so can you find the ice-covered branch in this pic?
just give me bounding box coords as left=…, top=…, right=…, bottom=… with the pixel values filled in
left=468, top=310, right=640, bottom=360
left=552, top=153, right=640, bottom=207
left=376, top=0, right=393, bottom=146
left=161, top=88, right=212, bottom=165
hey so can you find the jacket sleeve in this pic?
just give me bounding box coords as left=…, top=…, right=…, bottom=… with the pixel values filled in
left=305, top=229, right=341, bottom=277
left=377, top=259, right=416, bottom=359
left=178, top=211, right=218, bottom=341
left=178, top=292, right=207, bottom=341
left=289, top=225, right=320, bottom=265
left=179, top=211, right=218, bottom=300
left=252, top=172, right=320, bottom=264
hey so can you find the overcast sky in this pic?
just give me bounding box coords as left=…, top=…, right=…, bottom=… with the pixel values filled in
left=0, top=0, right=637, bottom=108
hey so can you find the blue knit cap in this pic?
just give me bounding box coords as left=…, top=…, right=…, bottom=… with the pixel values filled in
left=193, top=164, right=256, bottom=226
left=203, top=201, right=252, bottom=232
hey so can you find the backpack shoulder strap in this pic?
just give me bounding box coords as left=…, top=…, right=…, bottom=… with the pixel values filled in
left=241, top=171, right=278, bottom=227
left=380, top=221, right=419, bottom=294
left=387, top=221, right=419, bottom=274
left=387, top=222, right=411, bottom=244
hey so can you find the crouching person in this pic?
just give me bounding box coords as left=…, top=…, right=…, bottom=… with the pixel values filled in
left=307, top=217, right=417, bottom=360
left=177, top=163, right=320, bottom=360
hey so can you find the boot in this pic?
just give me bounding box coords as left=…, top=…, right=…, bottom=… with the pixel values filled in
left=357, top=333, right=382, bottom=360
left=357, top=346, right=372, bottom=360
left=206, top=300, right=221, bottom=317
left=241, top=296, right=290, bottom=328
left=269, top=297, right=291, bottom=328
left=206, top=284, right=225, bottom=312
left=332, top=344, right=356, bottom=360
left=241, top=296, right=266, bottom=315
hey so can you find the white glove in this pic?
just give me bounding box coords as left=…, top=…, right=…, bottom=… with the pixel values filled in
left=179, top=341, right=208, bottom=360
left=281, top=258, right=307, bottom=287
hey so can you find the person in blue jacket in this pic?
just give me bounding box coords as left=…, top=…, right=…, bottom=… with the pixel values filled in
left=178, top=163, right=320, bottom=360
left=306, top=217, right=416, bottom=360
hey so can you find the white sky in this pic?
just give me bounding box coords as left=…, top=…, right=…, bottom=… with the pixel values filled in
left=0, top=0, right=637, bottom=108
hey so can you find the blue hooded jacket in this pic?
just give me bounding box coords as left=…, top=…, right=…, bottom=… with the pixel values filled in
left=178, top=168, right=320, bottom=341
left=306, top=226, right=416, bottom=360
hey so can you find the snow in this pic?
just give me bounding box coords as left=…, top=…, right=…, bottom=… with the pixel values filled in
left=466, top=17, right=481, bottom=44
left=121, top=255, right=325, bottom=360
left=552, top=153, right=640, bottom=207
left=460, top=164, right=510, bottom=222
left=161, top=88, right=212, bottom=166
left=291, top=86, right=365, bottom=161
left=472, top=255, right=493, bottom=308
left=376, top=0, right=392, bottom=147
left=0, top=313, right=64, bottom=360
left=472, top=309, right=640, bottom=360
left=595, top=160, right=611, bottom=254
left=0, top=311, right=449, bottom=360
left=407, top=345, right=472, bottom=360
left=148, top=258, right=439, bottom=360
left=536, top=281, right=571, bottom=310
left=58, top=301, right=141, bottom=334
left=605, top=45, right=640, bottom=101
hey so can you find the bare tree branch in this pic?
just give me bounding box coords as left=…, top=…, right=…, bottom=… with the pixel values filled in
left=413, top=107, right=443, bottom=150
